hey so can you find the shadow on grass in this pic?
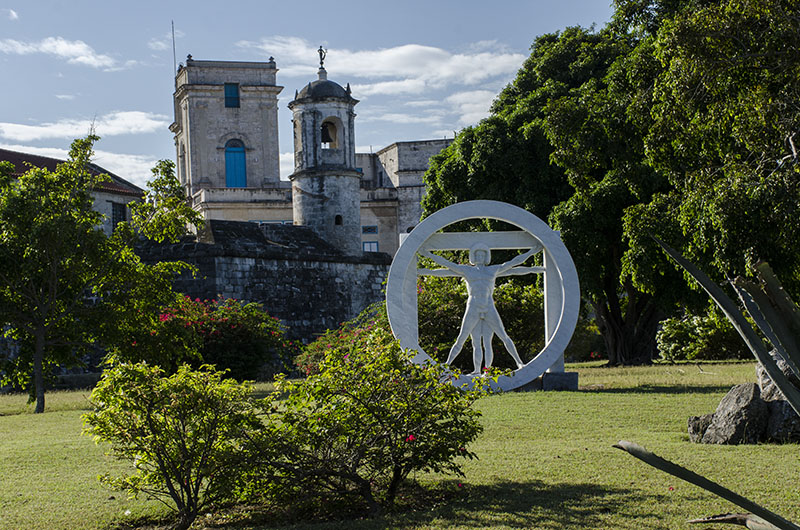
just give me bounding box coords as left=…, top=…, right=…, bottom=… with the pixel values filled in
left=196, top=479, right=665, bottom=530
left=581, top=384, right=733, bottom=395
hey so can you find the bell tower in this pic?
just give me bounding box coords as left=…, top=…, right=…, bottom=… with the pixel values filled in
left=171, top=56, right=283, bottom=195
left=289, top=47, right=362, bottom=255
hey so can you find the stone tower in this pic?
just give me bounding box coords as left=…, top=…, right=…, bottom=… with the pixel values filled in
left=289, top=49, right=361, bottom=255
left=170, top=56, right=283, bottom=195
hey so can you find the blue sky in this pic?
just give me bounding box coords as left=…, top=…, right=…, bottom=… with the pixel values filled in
left=0, top=1, right=613, bottom=187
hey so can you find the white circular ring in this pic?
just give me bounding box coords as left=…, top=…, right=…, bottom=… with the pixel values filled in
left=385, top=200, right=580, bottom=391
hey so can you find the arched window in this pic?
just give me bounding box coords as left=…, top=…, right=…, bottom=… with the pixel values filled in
left=334, top=215, right=343, bottom=226
left=321, top=121, right=338, bottom=149
left=225, top=139, right=247, bottom=187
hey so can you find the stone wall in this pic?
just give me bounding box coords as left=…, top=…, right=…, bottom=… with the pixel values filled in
left=137, top=220, right=391, bottom=341
left=292, top=173, right=362, bottom=256
left=190, top=186, right=293, bottom=223
left=377, top=139, right=452, bottom=188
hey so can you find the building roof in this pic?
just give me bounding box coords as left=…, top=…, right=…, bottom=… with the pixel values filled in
left=291, top=67, right=358, bottom=105
left=138, top=220, right=392, bottom=265
left=0, top=148, right=143, bottom=197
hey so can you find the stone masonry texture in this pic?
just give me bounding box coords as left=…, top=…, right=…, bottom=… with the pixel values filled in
left=137, top=220, right=391, bottom=341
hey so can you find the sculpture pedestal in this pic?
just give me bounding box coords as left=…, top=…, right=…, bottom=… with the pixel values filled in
left=515, top=372, right=579, bottom=392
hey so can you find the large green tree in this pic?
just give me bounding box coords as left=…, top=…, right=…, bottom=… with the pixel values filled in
left=424, top=0, right=800, bottom=364
left=623, top=0, right=800, bottom=296
left=0, top=136, right=200, bottom=412
left=424, top=27, right=671, bottom=364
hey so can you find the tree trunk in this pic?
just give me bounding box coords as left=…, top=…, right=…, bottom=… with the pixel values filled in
left=173, top=511, right=195, bottom=530
left=33, top=325, right=46, bottom=413
left=356, top=476, right=382, bottom=517
left=593, top=285, right=663, bottom=366
left=385, top=465, right=404, bottom=508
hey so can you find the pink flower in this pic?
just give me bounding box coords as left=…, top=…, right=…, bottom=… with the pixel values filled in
left=405, top=435, right=416, bottom=442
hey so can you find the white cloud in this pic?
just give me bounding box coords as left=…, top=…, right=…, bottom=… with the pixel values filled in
left=356, top=91, right=493, bottom=129
left=237, top=36, right=316, bottom=76
left=0, top=143, right=157, bottom=188
left=468, top=40, right=512, bottom=53
left=148, top=29, right=184, bottom=51
left=236, top=37, right=524, bottom=96
left=104, top=59, right=142, bottom=72
left=148, top=39, right=169, bottom=51
left=361, top=113, right=443, bottom=125
left=55, top=94, right=75, bottom=100
left=91, top=150, right=159, bottom=187
left=0, top=143, right=67, bottom=161
left=404, top=100, right=440, bottom=108
left=0, top=111, right=170, bottom=142
left=431, top=129, right=459, bottom=139
left=351, top=79, right=427, bottom=97
left=0, top=37, right=117, bottom=69
left=446, top=90, right=497, bottom=125
left=7, top=8, right=18, bottom=20
left=279, top=151, right=293, bottom=180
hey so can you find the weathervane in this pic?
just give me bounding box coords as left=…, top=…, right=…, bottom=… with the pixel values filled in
left=318, top=45, right=326, bottom=68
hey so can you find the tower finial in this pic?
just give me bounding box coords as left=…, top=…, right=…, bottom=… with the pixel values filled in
left=318, top=45, right=326, bottom=68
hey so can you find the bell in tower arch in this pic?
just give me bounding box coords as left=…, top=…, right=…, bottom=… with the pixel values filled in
left=321, top=121, right=336, bottom=148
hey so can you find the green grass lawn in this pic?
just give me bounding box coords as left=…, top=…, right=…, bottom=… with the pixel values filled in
left=1, top=362, right=798, bottom=530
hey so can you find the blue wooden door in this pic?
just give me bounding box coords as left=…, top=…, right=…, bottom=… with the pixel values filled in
left=225, top=144, right=246, bottom=187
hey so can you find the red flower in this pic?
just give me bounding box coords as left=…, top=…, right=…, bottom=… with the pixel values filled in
left=405, top=435, right=416, bottom=442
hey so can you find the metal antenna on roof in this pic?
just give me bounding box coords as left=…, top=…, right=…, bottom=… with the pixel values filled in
left=171, top=20, right=177, bottom=74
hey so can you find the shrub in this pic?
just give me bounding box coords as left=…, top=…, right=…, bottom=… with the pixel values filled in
left=656, top=309, right=751, bottom=361
left=115, top=296, right=297, bottom=380
left=294, top=302, right=383, bottom=376
left=270, top=303, right=486, bottom=516
left=83, top=362, right=259, bottom=530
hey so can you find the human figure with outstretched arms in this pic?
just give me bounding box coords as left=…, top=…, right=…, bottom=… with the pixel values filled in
left=418, top=244, right=541, bottom=374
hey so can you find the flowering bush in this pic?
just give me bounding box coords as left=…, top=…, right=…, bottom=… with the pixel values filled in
left=115, top=296, right=297, bottom=380
left=262, top=303, right=487, bottom=516
left=83, top=362, right=260, bottom=530
left=294, top=302, right=382, bottom=376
